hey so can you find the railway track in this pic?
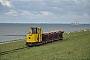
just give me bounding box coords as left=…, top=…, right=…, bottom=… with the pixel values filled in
left=0, top=33, right=89, bottom=56
left=0, top=46, right=28, bottom=56
left=0, top=39, right=60, bottom=56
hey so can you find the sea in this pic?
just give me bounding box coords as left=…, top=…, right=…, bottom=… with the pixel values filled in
left=0, top=23, right=90, bottom=42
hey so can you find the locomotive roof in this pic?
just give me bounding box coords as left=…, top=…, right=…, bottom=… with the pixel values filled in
left=30, top=27, right=41, bottom=28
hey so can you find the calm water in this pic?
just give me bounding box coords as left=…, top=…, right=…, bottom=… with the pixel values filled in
left=0, top=23, right=90, bottom=42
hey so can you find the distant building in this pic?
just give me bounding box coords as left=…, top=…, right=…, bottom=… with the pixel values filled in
left=71, top=21, right=79, bottom=25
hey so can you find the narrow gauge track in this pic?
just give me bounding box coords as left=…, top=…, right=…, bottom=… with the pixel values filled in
left=0, top=39, right=61, bottom=56
left=0, top=33, right=89, bottom=56
left=0, top=46, right=28, bottom=56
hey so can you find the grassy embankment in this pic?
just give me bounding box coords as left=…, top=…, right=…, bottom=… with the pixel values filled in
left=0, top=30, right=90, bottom=60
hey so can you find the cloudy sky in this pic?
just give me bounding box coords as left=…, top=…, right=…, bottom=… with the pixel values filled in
left=0, top=0, right=90, bottom=24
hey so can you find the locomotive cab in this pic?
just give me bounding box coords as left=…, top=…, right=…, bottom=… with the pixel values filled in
left=26, top=27, right=42, bottom=46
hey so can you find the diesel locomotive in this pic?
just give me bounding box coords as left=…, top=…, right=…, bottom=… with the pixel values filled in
left=26, top=27, right=64, bottom=47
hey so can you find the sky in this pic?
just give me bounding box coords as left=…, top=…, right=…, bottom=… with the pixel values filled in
left=0, top=0, right=90, bottom=24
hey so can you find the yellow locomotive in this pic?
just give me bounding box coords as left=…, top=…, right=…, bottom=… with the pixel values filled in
left=26, top=27, right=64, bottom=47
left=26, top=27, right=42, bottom=46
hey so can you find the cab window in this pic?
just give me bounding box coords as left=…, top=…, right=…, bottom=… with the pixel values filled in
left=32, top=28, right=38, bottom=34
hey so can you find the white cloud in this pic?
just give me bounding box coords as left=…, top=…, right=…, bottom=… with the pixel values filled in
left=21, top=10, right=52, bottom=16
left=5, top=10, right=18, bottom=16
left=0, top=0, right=12, bottom=8
left=40, top=11, right=54, bottom=16
left=20, top=10, right=57, bottom=19
left=83, top=13, right=89, bottom=17
left=21, top=10, right=33, bottom=16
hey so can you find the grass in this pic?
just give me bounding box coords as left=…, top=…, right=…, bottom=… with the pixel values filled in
left=0, top=40, right=26, bottom=52
left=0, top=30, right=90, bottom=60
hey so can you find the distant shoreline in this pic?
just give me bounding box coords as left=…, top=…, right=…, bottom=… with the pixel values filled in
left=0, top=23, right=90, bottom=24
left=0, top=39, right=25, bottom=44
